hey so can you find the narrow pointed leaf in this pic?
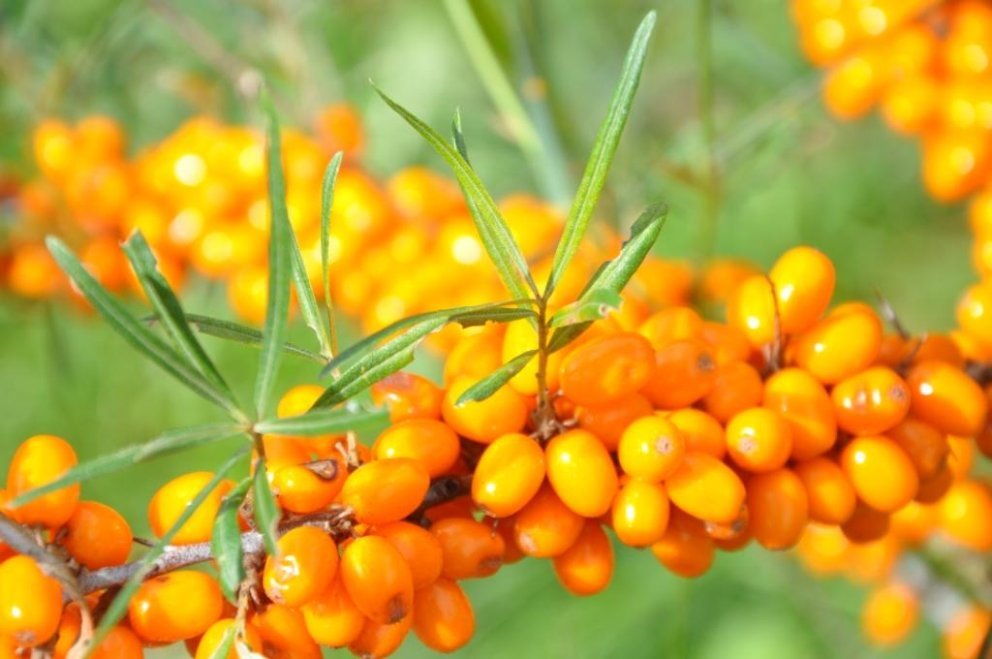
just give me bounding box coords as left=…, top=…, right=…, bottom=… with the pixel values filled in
left=252, top=463, right=280, bottom=556
left=548, top=289, right=623, bottom=328
left=206, top=626, right=236, bottom=659
left=452, top=108, right=470, bottom=162
left=320, top=152, right=344, bottom=356
left=375, top=85, right=537, bottom=300
left=313, top=346, right=417, bottom=409
left=456, top=350, right=537, bottom=406
left=255, top=405, right=388, bottom=436
left=212, top=477, right=251, bottom=604
left=289, top=230, right=331, bottom=359
left=47, top=236, right=246, bottom=420
left=173, top=314, right=324, bottom=363
left=11, top=422, right=247, bottom=507
left=545, top=11, right=656, bottom=296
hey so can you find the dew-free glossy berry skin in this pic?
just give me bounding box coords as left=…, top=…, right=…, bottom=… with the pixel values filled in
left=832, top=367, right=911, bottom=435
left=349, top=614, right=412, bottom=659
left=842, top=502, right=891, bottom=544
left=128, top=570, right=223, bottom=643
left=906, top=360, right=988, bottom=437
left=769, top=246, right=836, bottom=335
left=0, top=556, right=62, bottom=647
left=794, top=457, right=857, bottom=525
left=746, top=468, right=809, bottom=550
left=194, top=619, right=264, bottom=659
left=643, top=339, right=718, bottom=409
left=576, top=394, right=654, bottom=452
left=939, top=480, right=992, bottom=551
left=375, top=521, right=444, bottom=589
left=792, top=303, right=883, bottom=384
left=887, top=418, right=950, bottom=481
left=147, top=471, right=234, bottom=545
left=6, top=434, right=80, bottom=528
left=301, top=574, right=365, bottom=648
left=341, top=535, right=415, bottom=624
left=552, top=521, right=614, bottom=596
left=432, top=517, right=505, bottom=580
left=841, top=436, right=919, bottom=513
left=726, top=408, right=793, bottom=473
left=472, top=433, right=545, bottom=518
left=618, top=416, right=685, bottom=482
left=372, top=419, right=460, bottom=477
left=861, top=583, right=919, bottom=647
left=665, top=452, right=746, bottom=524
left=339, top=458, right=430, bottom=525
left=727, top=275, right=778, bottom=347
left=58, top=500, right=133, bottom=569
left=558, top=333, right=655, bottom=405
left=413, top=578, right=475, bottom=652
left=650, top=510, right=715, bottom=578
left=612, top=478, right=671, bottom=547
left=637, top=306, right=703, bottom=348
left=263, top=526, right=338, bottom=608
left=252, top=604, right=322, bottom=659
left=272, top=457, right=346, bottom=514
left=371, top=372, right=443, bottom=422
left=545, top=430, right=618, bottom=517
left=763, top=368, right=837, bottom=460
left=513, top=483, right=585, bottom=558
left=441, top=375, right=528, bottom=444
left=702, top=361, right=764, bottom=423
left=667, top=408, right=726, bottom=458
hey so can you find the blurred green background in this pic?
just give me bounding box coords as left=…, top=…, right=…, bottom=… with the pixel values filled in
left=0, top=0, right=976, bottom=656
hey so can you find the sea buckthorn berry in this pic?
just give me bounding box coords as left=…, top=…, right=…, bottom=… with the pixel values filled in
left=916, top=465, right=954, bottom=504
left=371, top=372, right=443, bottom=422
left=339, top=458, right=430, bottom=525
left=698, top=258, right=759, bottom=305
left=617, top=416, right=685, bottom=482
left=906, top=360, right=988, bottom=437
left=413, top=578, right=475, bottom=653
left=89, top=625, right=144, bottom=659
left=128, top=570, right=223, bottom=643
left=148, top=471, right=234, bottom=545
left=650, top=510, right=715, bottom=578
left=938, top=480, right=992, bottom=551
left=372, top=419, right=460, bottom=477
left=57, top=500, right=132, bottom=569
left=794, top=457, right=857, bottom=525
left=702, top=361, right=764, bottom=423
left=472, top=433, right=545, bottom=518
left=797, top=523, right=851, bottom=576
left=727, top=274, right=777, bottom=347
left=611, top=478, right=670, bottom=547
left=862, top=583, right=919, bottom=647
left=432, top=517, right=505, bottom=580
left=276, top=383, right=324, bottom=418
left=700, top=321, right=752, bottom=366
left=726, top=407, right=792, bottom=473
left=841, top=436, right=919, bottom=513
left=637, top=306, right=703, bottom=348
left=667, top=408, right=726, bottom=458
left=943, top=605, right=991, bottom=659
left=349, top=614, right=412, bottom=659
left=194, top=619, right=264, bottom=659
left=252, top=604, right=321, bottom=659
left=513, top=483, right=585, bottom=558
left=746, top=468, right=809, bottom=550
left=558, top=333, right=655, bottom=405
left=958, top=281, right=992, bottom=345
left=832, top=367, right=911, bottom=435
left=948, top=435, right=976, bottom=480
left=842, top=502, right=891, bottom=544
left=553, top=521, right=614, bottom=596
left=576, top=394, right=654, bottom=451
left=763, top=367, right=837, bottom=460
left=546, top=429, right=619, bottom=517
left=272, top=457, right=346, bottom=514
left=443, top=329, right=504, bottom=385
left=792, top=303, right=883, bottom=384
left=503, top=319, right=562, bottom=395
left=642, top=339, right=718, bottom=409
left=6, top=434, right=80, bottom=528
left=769, top=246, right=836, bottom=334
left=301, top=574, right=365, bottom=648
left=263, top=526, right=338, bottom=608
left=890, top=501, right=939, bottom=545
left=441, top=375, right=528, bottom=444
left=375, top=521, right=444, bottom=589
left=666, top=452, right=746, bottom=524
left=887, top=418, right=950, bottom=481
left=0, top=556, right=62, bottom=648
left=341, top=535, right=414, bottom=624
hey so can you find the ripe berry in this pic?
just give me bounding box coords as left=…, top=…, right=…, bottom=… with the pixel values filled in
left=371, top=372, right=443, bottom=422
left=513, top=483, right=585, bottom=558
left=545, top=429, right=618, bottom=517
left=432, top=517, right=505, bottom=580
left=763, top=367, right=837, bottom=460
left=471, top=433, right=545, bottom=518
left=611, top=478, right=671, bottom=547
left=58, top=500, right=133, bottom=569
left=841, top=436, right=919, bottom=513
left=301, top=574, right=365, bottom=648
left=263, top=526, right=338, bottom=607
left=412, top=578, right=476, bottom=652
left=906, top=360, right=988, bottom=437
left=727, top=274, right=777, bottom=347
left=643, top=339, right=717, bottom=409
left=842, top=502, right=891, bottom=544
left=665, top=452, right=746, bottom=524
left=794, top=457, right=857, bottom=525
left=252, top=604, right=321, bottom=659
left=193, top=619, right=264, bottom=659
left=341, top=535, right=414, bottom=624
left=725, top=407, right=793, bottom=473
left=348, top=614, right=412, bottom=659
left=271, top=457, right=346, bottom=514
left=702, top=361, right=764, bottom=423
left=339, top=458, right=430, bottom=525
left=746, top=468, right=809, bottom=550
left=558, top=333, right=655, bottom=405
left=887, top=417, right=950, bottom=481
left=831, top=366, right=911, bottom=435
left=0, top=556, right=62, bottom=648
left=861, top=583, right=919, bottom=647
left=552, top=521, right=614, bottom=596
left=503, top=319, right=562, bottom=396
left=617, top=416, right=685, bottom=482
left=667, top=408, right=726, bottom=458
left=375, top=521, right=444, bottom=589
left=791, top=303, right=883, bottom=384
left=128, top=570, right=223, bottom=643
left=441, top=375, right=528, bottom=444
left=575, top=394, right=654, bottom=451
left=768, top=245, right=836, bottom=335
left=147, top=471, right=234, bottom=545
left=650, top=510, right=715, bottom=578
left=938, top=479, right=992, bottom=551
left=372, top=419, right=460, bottom=477
left=6, top=434, right=80, bottom=528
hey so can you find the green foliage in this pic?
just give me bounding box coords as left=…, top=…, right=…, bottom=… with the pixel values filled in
left=252, top=461, right=281, bottom=556
left=455, top=349, right=537, bottom=406
left=212, top=477, right=251, bottom=604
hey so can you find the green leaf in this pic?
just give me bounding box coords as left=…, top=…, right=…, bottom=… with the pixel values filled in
left=252, top=463, right=281, bottom=556
left=10, top=422, right=248, bottom=507
left=548, top=202, right=668, bottom=353
left=374, top=85, right=538, bottom=301
left=548, top=289, right=623, bottom=328
left=313, top=346, right=417, bottom=409
left=171, top=313, right=325, bottom=364
left=255, top=404, right=388, bottom=436
left=455, top=349, right=537, bottom=406
left=289, top=230, right=331, bottom=360
left=545, top=11, right=656, bottom=297
left=205, top=625, right=236, bottom=659
left=123, top=232, right=238, bottom=406
left=90, top=448, right=249, bottom=652
left=46, top=236, right=247, bottom=421
left=212, top=477, right=250, bottom=604
left=255, top=91, right=294, bottom=420
left=452, top=108, right=470, bottom=162
left=320, top=152, right=344, bottom=357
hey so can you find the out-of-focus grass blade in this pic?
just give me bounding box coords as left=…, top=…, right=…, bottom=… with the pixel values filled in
left=212, top=477, right=250, bottom=604
left=452, top=108, right=470, bottom=162
left=455, top=349, right=537, bottom=406
left=123, top=232, right=238, bottom=406
left=548, top=202, right=667, bottom=352
left=47, top=236, right=246, bottom=420
left=89, top=448, right=248, bottom=652
left=165, top=314, right=325, bottom=364
left=545, top=11, right=656, bottom=297
left=375, top=85, right=538, bottom=301
left=252, top=463, right=280, bottom=556
left=254, top=92, right=294, bottom=420
left=254, top=405, right=388, bottom=436
left=320, top=152, right=344, bottom=357
left=548, top=289, right=623, bottom=328
left=11, top=423, right=247, bottom=507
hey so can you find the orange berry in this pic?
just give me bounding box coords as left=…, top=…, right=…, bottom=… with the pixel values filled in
left=558, top=333, right=655, bottom=405
left=513, top=483, right=585, bottom=558
left=546, top=429, right=618, bottom=517
left=471, top=433, right=545, bottom=517
left=611, top=478, right=670, bottom=547
left=948, top=435, right=976, bottom=480
left=841, top=436, right=919, bottom=513
left=443, top=329, right=503, bottom=385
left=763, top=367, right=837, bottom=460
left=906, top=360, right=988, bottom=437
left=637, top=306, right=703, bottom=348
left=373, top=419, right=460, bottom=477
left=58, top=500, right=132, bottom=569
left=642, top=339, right=718, bottom=409
left=263, top=526, right=338, bottom=607
left=794, top=457, right=857, bottom=525
left=861, top=583, right=919, bottom=647
left=276, top=384, right=324, bottom=418
left=650, top=510, right=714, bottom=578
left=841, top=502, right=891, bottom=544
left=502, top=319, right=562, bottom=396
left=617, top=416, right=685, bottom=482
left=575, top=394, right=653, bottom=451
left=271, top=457, right=346, bottom=514
left=939, top=479, right=992, bottom=551
left=301, top=573, right=365, bottom=648
left=665, top=452, right=746, bottom=524
left=90, top=625, right=144, bottom=659
left=6, top=434, right=79, bottom=528
left=746, top=468, right=808, bottom=550
left=413, top=578, right=475, bottom=652
left=341, top=535, right=414, bottom=624
left=432, top=517, right=505, bottom=580
left=702, top=361, right=764, bottom=423
left=194, top=619, right=263, bottom=659
left=890, top=500, right=939, bottom=545
left=922, top=130, right=991, bottom=202
left=7, top=243, right=63, bottom=299
left=553, top=521, right=614, bottom=596
left=792, top=303, right=883, bottom=384
left=832, top=367, right=911, bottom=435
left=348, top=614, right=412, bottom=659
left=727, top=275, right=778, bottom=347
left=252, top=604, right=321, bottom=659
left=769, top=246, right=835, bottom=334
left=373, top=521, right=444, bottom=590
left=339, top=458, right=430, bottom=525
left=887, top=418, right=950, bottom=481
left=441, top=375, right=528, bottom=444
left=917, top=465, right=954, bottom=504
left=958, top=281, right=992, bottom=345
left=943, top=605, right=991, bottom=659
left=726, top=407, right=792, bottom=473
left=698, top=258, right=760, bottom=305
left=700, top=321, right=752, bottom=366
left=371, top=372, right=443, bottom=422
left=666, top=408, right=726, bottom=458
left=147, top=471, right=234, bottom=545
left=0, top=556, right=62, bottom=648
left=129, top=570, right=223, bottom=643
